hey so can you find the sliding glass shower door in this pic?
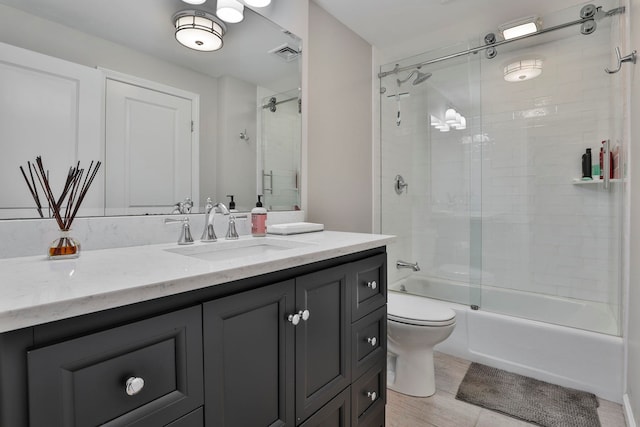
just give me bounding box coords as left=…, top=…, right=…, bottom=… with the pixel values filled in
left=379, top=0, right=625, bottom=336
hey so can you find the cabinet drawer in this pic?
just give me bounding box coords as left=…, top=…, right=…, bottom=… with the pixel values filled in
left=27, top=306, right=203, bottom=427
left=357, top=400, right=385, bottom=427
left=352, top=306, right=387, bottom=380
left=351, top=254, right=387, bottom=321
left=351, top=361, right=386, bottom=426
left=299, top=388, right=350, bottom=427
left=165, top=407, right=203, bottom=427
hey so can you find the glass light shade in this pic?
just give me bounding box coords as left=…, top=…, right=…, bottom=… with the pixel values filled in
left=455, top=116, right=467, bottom=130
left=217, top=0, right=244, bottom=23
left=182, top=0, right=207, bottom=4
left=439, top=124, right=450, bottom=132
left=445, top=108, right=457, bottom=124
left=175, top=12, right=225, bottom=51
left=430, top=115, right=441, bottom=127
left=243, top=0, right=271, bottom=6
left=504, top=59, right=543, bottom=82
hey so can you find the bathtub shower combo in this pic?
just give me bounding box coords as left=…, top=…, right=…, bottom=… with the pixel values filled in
left=379, top=1, right=628, bottom=402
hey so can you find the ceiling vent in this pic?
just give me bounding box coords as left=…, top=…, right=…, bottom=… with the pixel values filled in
left=269, top=44, right=301, bottom=62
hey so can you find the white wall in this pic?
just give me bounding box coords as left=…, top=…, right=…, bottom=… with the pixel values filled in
left=626, top=0, right=640, bottom=422
left=217, top=76, right=258, bottom=211
left=307, top=1, right=373, bottom=232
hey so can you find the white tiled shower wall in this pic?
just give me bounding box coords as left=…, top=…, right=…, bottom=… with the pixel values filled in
left=381, top=6, right=624, bottom=313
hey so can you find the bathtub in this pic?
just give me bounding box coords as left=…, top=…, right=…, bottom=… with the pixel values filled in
left=390, top=276, right=624, bottom=403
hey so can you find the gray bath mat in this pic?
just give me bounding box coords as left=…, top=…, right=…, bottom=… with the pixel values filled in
left=456, top=363, right=600, bottom=427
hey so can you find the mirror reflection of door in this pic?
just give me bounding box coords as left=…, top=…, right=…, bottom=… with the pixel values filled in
left=105, top=77, right=198, bottom=216
left=0, top=42, right=103, bottom=219
left=260, top=89, right=301, bottom=211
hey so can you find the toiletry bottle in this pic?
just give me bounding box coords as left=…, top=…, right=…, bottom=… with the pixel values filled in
left=599, top=144, right=604, bottom=179
left=251, top=195, right=267, bottom=237
left=226, top=194, right=236, bottom=211
left=582, top=148, right=592, bottom=179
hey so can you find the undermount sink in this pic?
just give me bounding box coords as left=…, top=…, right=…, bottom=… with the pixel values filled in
left=164, top=237, right=313, bottom=262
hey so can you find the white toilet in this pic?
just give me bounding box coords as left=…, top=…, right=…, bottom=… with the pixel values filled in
left=387, top=291, right=456, bottom=397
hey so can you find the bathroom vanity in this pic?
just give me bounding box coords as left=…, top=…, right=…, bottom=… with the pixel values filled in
left=0, top=231, right=392, bottom=427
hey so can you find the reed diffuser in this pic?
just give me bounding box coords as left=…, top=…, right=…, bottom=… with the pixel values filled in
left=20, top=156, right=101, bottom=259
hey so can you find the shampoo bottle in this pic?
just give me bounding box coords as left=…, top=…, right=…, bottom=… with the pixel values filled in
left=251, top=195, right=267, bottom=237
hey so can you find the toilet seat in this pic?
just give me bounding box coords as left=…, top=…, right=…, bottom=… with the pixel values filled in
left=388, top=292, right=456, bottom=327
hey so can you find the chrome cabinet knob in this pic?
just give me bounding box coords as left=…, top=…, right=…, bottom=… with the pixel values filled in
left=288, top=313, right=301, bottom=325
left=366, top=280, right=377, bottom=290
left=288, top=309, right=310, bottom=325
left=125, top=377, right=145, bottom=396
left=367, top=391, right=377, bottom=401
left=367, top=337, right=377, bottom=347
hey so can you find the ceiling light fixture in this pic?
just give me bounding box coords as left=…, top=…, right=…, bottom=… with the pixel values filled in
left=181, top=0, right=207, bottom=4
left=499, top=16, right=540, bottom=40
left=243, top=0, right=272, bottom=7
left=504, top=59, right=543, bottom=82
left=217, top=0, right=245, bottom=23
left=174, top=10, right=226, bottom=52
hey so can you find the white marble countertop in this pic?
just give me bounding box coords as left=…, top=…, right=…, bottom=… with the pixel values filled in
left=0, top=231, right=394, bottom=333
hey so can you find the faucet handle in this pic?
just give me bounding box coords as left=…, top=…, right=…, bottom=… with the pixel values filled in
left=225, top=215, right=239, bottom=240
left=164, top=217, right=194, bottom=245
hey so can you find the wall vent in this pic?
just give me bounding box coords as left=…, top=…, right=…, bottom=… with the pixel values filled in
left=269, top=44, right=301, bottom=62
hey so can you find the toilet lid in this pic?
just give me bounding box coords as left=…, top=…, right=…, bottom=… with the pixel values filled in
left=388, top=291, right=456, bottom=326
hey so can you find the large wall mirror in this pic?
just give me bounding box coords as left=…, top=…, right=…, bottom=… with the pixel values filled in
left=0, top=0, right=302, bottom=219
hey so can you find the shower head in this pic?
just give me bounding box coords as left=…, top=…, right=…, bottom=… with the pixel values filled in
left=396, top=68, right=431, bottom=86
left=412, top=70, right=432, bottom=85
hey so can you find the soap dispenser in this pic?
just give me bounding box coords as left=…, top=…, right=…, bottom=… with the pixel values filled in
left=226, top=195, right=236, bottom=211
left=251, top=195, right=267, bottom=237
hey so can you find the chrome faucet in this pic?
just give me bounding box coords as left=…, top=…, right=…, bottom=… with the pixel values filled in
left=172, top=197, right=193, bottom=214
left=201, top=200, right=231, bottom=242
left=396, top=260, right=420, bottom=271
left=201, top=198, right=217, bottom=242
left=164, top=217, right=194, bottom=245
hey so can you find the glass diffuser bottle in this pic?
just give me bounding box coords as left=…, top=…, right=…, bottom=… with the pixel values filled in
left=48, top=229, right=80, bottom=259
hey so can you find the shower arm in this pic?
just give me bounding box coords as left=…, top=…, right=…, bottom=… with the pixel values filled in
left=378, top=6, right=626, bottom=79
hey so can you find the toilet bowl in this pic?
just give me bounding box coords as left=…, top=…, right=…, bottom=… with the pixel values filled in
left=387, top=291, right=456, bottom=397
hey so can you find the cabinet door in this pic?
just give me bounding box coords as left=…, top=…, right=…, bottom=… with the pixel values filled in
left=203, top=280, right=295, bottom=427
left=295, top=265, right=351, bottom=424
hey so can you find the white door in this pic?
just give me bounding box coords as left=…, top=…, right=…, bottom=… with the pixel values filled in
left=105, top=79, right=194, bottom=215
left=0, top=42, right=103, bottom=219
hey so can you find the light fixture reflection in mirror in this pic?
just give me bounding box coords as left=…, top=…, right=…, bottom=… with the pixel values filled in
left=174, top=10, right=226, bottom=51
left=217, top=0, right=245, bottom=24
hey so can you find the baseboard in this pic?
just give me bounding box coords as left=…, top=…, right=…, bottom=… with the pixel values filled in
left=624, top=394, right=637, bottom=427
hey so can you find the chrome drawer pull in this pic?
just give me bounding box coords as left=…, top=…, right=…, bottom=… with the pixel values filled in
left=125, top=377, right=145, bottom=396
left=366, top=280, right=377, bottom=290
left=367, top=337, right=377, bottom=347
left=367, top=391, right=377, bottom=401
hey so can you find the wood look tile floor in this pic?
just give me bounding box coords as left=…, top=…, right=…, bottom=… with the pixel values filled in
left=385, top=352, right=627, bottom=427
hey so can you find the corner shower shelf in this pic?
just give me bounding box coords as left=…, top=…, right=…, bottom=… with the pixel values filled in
left=572, top=178, right=621, bottom=185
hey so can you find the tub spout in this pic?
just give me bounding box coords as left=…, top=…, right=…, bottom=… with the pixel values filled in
left=397, top=260, right=420, bottom=271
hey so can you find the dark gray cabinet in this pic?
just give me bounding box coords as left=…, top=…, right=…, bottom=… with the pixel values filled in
left=0, top=247, right=387, bottom=427
left=295, top=264, right=351, bottom=423
left=203, top=280, right=296, bottom=426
